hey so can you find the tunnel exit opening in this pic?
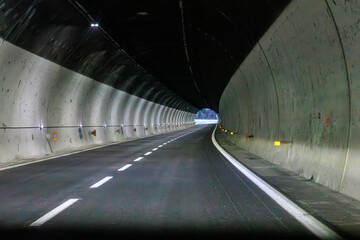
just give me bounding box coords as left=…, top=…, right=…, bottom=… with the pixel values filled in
left=195, top=108, right=218, bottom=125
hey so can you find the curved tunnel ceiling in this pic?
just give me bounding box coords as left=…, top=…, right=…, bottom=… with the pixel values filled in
left=80, top=0, right=291, bottom=112
left=0, top=0, right=290, bottom=113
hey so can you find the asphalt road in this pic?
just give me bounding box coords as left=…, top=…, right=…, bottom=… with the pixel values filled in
left=0, top=125, right=318, bottom=239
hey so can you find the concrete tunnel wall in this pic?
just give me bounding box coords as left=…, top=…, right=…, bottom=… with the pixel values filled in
left=219, top=0, right=360, bottom=200
left=0, top=39, right=196, bottom=164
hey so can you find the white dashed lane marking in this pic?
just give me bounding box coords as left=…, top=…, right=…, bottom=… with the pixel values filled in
left=118, top=164, right=132, bottom=171
left=29, top=199, right=80, bottom=227
left=89, top=176, right=113, bottom=188
left=134, top=157, right=143, bottom=162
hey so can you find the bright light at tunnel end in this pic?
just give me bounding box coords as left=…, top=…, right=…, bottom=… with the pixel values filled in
left=194, top=108, right=218, bottom=125
left=195, top=119, right=218, bottom=125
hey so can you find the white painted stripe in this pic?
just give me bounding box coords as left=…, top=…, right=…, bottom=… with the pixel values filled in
left=118, top=164, right=132, bottom=171
left=163, top=143, right=167, bottom=145
left=89, top=176, right=113, bottom=188
left=158, top=145, right=163, bottom=148
left=144, top=152, right=152, bottom=156
left=29, top=199, right=80, bottom=227
left=211, top=126, right=342, bottom=240
left=134, top=157, right=143, bottom=162
left=152, top=148, right=158, bottom=151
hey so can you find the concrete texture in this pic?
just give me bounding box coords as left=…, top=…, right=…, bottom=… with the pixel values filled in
left=0, top=39, right=195, bottom=166
left=219, top=0, right=360, bottom=200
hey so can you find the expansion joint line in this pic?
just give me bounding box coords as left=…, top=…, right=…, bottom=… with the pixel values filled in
left=324, top=0, right=352, bottom=190
left=257, top=42, right=280, bottom=139
left=178, top=0, right=209, bottom=107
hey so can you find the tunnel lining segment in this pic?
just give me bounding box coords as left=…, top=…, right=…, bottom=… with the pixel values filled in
left=323, top=0, right=352, bottom=191
left=256, top=42, right=280, bottom=139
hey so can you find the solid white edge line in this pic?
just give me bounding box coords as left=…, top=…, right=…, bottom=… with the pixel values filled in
left=29, top=198, right=80, bottom=227
left=134, top=157, right=143, bottom=162
left=89, top=176, right=113, bottom=188
left=118, top=164, right=132, bottom=171
left=211, top=125, right=342, bottom=240
left=144, top=152, right=152, bottom=156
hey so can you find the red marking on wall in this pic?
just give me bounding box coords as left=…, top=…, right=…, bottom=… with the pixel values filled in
left=325, top=117, right=331, bottom=127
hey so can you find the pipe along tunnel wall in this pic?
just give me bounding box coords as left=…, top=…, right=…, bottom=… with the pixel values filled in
left=0, top=39, right=195, bottom=164
left=219, top=0, right=360, bottom=201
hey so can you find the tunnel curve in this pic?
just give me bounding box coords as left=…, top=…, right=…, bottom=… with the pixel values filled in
left=219, top=0, right=360, bottom=201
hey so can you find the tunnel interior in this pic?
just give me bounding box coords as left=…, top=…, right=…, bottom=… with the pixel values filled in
left=0, top=0, right=360, bottom=238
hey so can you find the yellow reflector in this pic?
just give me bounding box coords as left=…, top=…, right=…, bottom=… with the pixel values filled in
left=225, top=130, right=227, bottom=132
left=230, top=132, right=233, bottom=135
left=53, top=137, right=58, bottom=141
left=274, top=141, right=281, bottom=146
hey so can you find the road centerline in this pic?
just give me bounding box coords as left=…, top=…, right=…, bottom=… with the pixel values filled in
left=134, top=157, right=144, bottom=162
left=89, top=176, right=113, bottom=188
left=29, top=198, right=80, bottom=227
left=118, top=164, right=132, bottom=171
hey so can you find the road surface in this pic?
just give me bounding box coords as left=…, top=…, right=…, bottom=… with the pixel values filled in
left=0, top=125, right=318, bottom=239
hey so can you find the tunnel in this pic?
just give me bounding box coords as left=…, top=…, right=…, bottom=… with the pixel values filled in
left=0, top=0, right=359, bottom=239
